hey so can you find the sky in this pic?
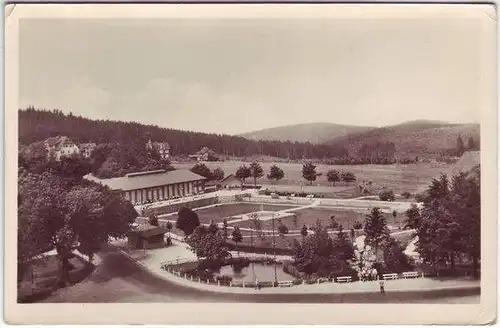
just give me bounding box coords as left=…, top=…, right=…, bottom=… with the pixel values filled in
left=19, top=16, right=484, bottom=135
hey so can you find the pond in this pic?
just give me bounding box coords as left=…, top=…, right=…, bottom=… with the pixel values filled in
left=217, top=262, right=295, bottom=282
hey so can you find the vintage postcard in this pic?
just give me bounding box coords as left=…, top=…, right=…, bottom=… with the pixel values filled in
left=4, top=3, right=497, bottom=325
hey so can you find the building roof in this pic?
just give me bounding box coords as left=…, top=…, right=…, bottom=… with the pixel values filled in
left=220, top=174, right=242, bottom=184
left=95, top=169, right=206, bottom=191
left=80, top=143, right=96, bottom=148
left=44, top=136, right=76, bottom=150
left=147, top=140, right=170, bottom=150
left=196, top=147, right=214, bottom=155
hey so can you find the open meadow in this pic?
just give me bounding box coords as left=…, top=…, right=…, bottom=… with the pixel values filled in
left=174, top=161, right=454, bottom=194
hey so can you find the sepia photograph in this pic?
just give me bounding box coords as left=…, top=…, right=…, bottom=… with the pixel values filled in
left=4, top=3, right=497, bottom=325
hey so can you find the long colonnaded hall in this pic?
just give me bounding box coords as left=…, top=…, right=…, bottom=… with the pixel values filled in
left=90, top=169, right=207, bottom=204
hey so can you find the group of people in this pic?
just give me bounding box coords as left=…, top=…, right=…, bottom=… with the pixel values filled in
left=358, top=267, right=380, bottom=282
left=358, top=267, right=385, bottom=294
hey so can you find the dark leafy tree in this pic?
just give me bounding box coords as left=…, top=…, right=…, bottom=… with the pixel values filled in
left=404, top=204, right=421, bottom=230
left=300, top=225, right=308, bottom=239
left=382, top=237, right=412, bottom=273
left=379, top=189, right=396, bottom=201
left=18, top=172, right=137, bottom=287
left=191, top=163, right=213, bottom=180
left=231, top=226, right=243, bottom=256
left=222, top=219, right=228, bottom=240
left=456, top=134, right=465, bottom=156
left=278, top=223, right=289, bottom=235
left=467, top=136, right=477, bottom=150
left=267, top=165, right=285, bottom=183
left=364, top=207, right=390, bottom=261
left=46, top=154, right=92, bottom=181
left=293, top=222, right=339, bottom=277
left=302, top=161, right=318, bottom=185
left=333, top=225, right=355, bottom=263
left=176, top=207, right=200, bottom=236
left=401, top=191, right=411, bottom=199
left=148, top=214, right=159, bottom=226
left=208, top=220, right=219, bottom=234
left=417, top=168, right=480, bottom=278
left=186, top=226, right=230, bottom=266
left=326, top=169, right=340, bottom=186
left=353, top=221, right=363, bottom=230
left=340, top=171, right=356, bottom=185
left=329, top=215, right=339, bottom=230
left=249, top=161, right=264, bottom=185
left=212, top=167, right=225, bottom=181
left=235, top=165, right=251, bottom=184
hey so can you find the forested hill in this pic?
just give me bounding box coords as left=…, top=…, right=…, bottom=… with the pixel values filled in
left=239, top=122, right=373, bottom=144
left=19, top=108, right=348, bottom=160
left=325, top=120, right=480, bottom=158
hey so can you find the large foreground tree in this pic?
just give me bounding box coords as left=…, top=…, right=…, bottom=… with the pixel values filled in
left=417, top=169, right=480, bottom=278
left=18, top=172, right=137, bottom=286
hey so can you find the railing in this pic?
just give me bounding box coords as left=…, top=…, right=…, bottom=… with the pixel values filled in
left=336, top=276, right=352, bottom=283
left=382, top=273, right=399, bottom=280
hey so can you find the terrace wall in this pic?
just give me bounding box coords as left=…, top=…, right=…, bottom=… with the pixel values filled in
left=242, top=195, right=314, bottom=206
left=142, top=196, right=219, bottom=216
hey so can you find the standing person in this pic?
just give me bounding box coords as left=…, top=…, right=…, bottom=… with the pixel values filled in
left=379, top=278, right=385, bottom=294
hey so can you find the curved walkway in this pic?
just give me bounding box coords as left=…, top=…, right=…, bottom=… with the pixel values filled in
left=120, top=240, right=480, bottom=296
left=44, top=245, right=480, bottom=303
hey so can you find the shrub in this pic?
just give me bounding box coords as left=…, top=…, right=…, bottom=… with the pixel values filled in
left=215, top=275, right=233, bottom=284
left=415, top=192, right=427, bottom=203
left=278, top=224, right=289, bottom=235
left=353, top=221, right=363, bottom=229
left=401, top=191, right=411, bottom=199
left=379, top=189, right=396, bottom=201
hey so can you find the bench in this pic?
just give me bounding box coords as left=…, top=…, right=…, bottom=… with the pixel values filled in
left=336, top=276, right=352, bottom=283
left=278, top=281, right=293, bottom=287
left=317, top=277, right=329, bottom=283
left=402, top=271, right=419, bottom=279
left=382, top=273, right=399, bottom=280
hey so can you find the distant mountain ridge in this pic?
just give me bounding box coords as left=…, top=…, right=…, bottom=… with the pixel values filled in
left=239, top=122, right=374, bottom=144
left=326, top=120, right=480, bottom=158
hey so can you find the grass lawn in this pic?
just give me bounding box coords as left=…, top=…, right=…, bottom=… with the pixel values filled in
left=169, top=203, right=299, bottom=224
left=234, top=207, right=405, bottom=232
left=174, top=161, right=453, bottom=194
left=18, top=254, right=93, bottom=303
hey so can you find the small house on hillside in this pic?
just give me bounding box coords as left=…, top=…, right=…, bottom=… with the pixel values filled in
left=43, top=136, right=80, bottom=161
left=127, top=223, right=168, bottom=249
left=79, top=143, right=96, bottom=158
left=146, top=139, right=170, bottom=159
left=189, top=147, right=216, bottom=162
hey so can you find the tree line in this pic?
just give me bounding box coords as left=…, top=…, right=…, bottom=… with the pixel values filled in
left=19, top=108, right=348, bottom=160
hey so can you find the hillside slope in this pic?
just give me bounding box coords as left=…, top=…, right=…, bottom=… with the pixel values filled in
left=18, top=108, right=348, bottom=159
left=326, top=120, right=480, bottom=158
left=239, top=122, right=373, bottom=144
